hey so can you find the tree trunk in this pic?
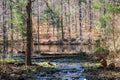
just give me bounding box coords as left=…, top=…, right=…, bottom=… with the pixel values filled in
left=61, top=0, right=64, bottom=41
left=64, top=4, right=67, bottom=39
left=68, top=0, right=71, bottom=42
left=10, top=1, right=14, bottom=57
left=26, top=0, right=32, bottom=66
left=103, top=0, right=107, bottom=48
left=88, top=0, right=92, bottom=32
left=88, top=0, right=92, bottom=44
left=74, top=0, right=78, bottom=38
left=78, top=0, right=82, bottom=40
left=2, top=0, right=7, bottom=58
left=37, top=0, right=40, bottom=52
left=52, top=0, right=55, bottom=37
left=111, top=0, right=117, bottom=54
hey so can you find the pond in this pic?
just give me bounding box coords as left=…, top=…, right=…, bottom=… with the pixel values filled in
left=0, top=44, right=94, bottom=58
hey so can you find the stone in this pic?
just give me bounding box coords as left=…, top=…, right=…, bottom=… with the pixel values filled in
left=108, top=63, right=115, bottom=70
left=17, top=76, right=25, bottom=80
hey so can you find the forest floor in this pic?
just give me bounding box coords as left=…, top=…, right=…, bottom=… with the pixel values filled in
left=0, top=53, right=120, bottom=80
left=82, top=53, right=120, bottom=80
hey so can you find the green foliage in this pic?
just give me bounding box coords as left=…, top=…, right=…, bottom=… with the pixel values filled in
left=78, top=0, right=87, bottom=3
left=99, top=14, right=111, bottom=29
left=94, top=40, right=106, bottom=54
left=65, top=13, right=71, bottom=18
left=95, top=0, right=120, bottom=53
left=17, top=26, right=26, bottom=36
left=108, top=4, right=120, bottom=13
left=11, top=0, right=27, bottom=8
left=77, top=51, right=87, bottom=57
left=0, top=58, right=20, bottom=63
left=36, top=62, right=57, bottom=68
left=42, top=7, right=62, bottom=28
left=12, top=10, right=26, bottom=36
left=11, top=1, right=27, bottom=37
left=92, top=0, right=102, bottom=9
left=93, top=0, right=120, bottom=39
left=94, top=46, right=106, bottom=54
left=13, top=10, right=25, bottom=24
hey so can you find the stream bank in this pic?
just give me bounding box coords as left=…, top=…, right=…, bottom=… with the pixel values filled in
left=1, top=55, right=120, bottom=80
left=0, top=57, right=87, bottom=80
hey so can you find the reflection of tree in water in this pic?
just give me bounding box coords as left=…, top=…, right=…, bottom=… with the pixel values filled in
left=75, top=44, right=93, bottom=53
left=3, top=44, right=94, bottom=57
left=61, top=45, right=65, bottom=52
left=67, top=45, right=71, bottom=52
left=57, top=45, right=65, bottom=52
left=30, top=44, right=90, bottom=53
left=76, top=45, right=82, bottom=52
left=71, top=46, right=76, bottom=50
left=48, top=45, right=52, bottom=52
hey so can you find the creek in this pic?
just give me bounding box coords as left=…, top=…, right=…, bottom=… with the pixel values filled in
left=33, top=58, right=87, bottom=80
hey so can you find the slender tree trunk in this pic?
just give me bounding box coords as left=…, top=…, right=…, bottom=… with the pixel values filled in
left=10, top=3, right=14, bottom=57
left=26, top=0, right=32, bottom=66
left=37, top=0, right=40, bottom=52
left=88, top=0, right=92, bottom=44
left=78, top=0, right=82, bottom=40
left=2, top=0, right=7, bottom=58
left=112, top=0, right=117, bottom=54
left=84, top=1, right=87, bottom=30
left=52, top=0, right=55, bottom=37
left=103, top=1, right=106, bottom=27
left=56, top=23, right=59, bottom=41
left=112, top=17, right=117, bottom=53
left=68, top=0, right=71, bottom=42
left=103, top=0, right=107, bottom=47
left=74, top=0, right=78, bottom=38
left=61, top=0, right=64, bottom=41
left=64, top=4, right=67, bottom=39
left=89, top=0, right=92, bottom=32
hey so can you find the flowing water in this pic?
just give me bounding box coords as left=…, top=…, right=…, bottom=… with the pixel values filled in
left=33, top=58, right=87, bottom=80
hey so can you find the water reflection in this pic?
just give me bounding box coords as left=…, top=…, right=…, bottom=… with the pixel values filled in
left=0, top=43, right=94, bottom=57
left=34, top=45, right=94, bottom=54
